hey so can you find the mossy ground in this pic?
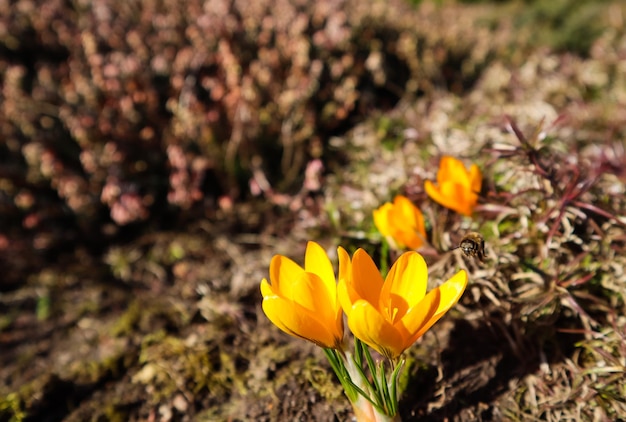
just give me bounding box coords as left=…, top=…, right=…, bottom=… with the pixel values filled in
left=2, top=0, right=626, bottom=421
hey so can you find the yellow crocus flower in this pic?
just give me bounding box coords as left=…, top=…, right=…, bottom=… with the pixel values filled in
left=424, top=156, right=482, bottom=216
left=338, top=248, right=467, bottom=360
left=373, top=195, right=427, bottom=250
left=260, top=241, right=344, bottom=349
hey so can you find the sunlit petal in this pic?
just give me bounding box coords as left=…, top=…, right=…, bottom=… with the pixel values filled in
left=398, top=287, right=440, bottom=343
left=269, top=254, right=304, bottom=298
left=262, top=296, right=339, bottom=348
left=347, top=300, right=405, bottom=359
left=373, top=196, right=426, bottom=251
left=291, top=272, right=335, bottom=322
left=260, top=242, right=344, bottom=349
left=438, top=156, right=466, bottom=186
left=381, top=252, right=427, bottom=316
left=260, top=278, right=275, bottom=298
left=469, top=164, right=482, bottom=194
left=440, top=181, right=472, bottom=216
left=304, top=242, right=336, bottom=290
left=373, top=203, right=393, bottom=237
left=351, top=249, right=384, bottom=305
left=408, top=270, right=468, bottom=343
left=304, top=241, right=336, bottom=304
left=425, top=157, right=481, bottom=217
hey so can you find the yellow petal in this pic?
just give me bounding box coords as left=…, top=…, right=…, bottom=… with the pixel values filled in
left=396, top=286, right=440, bottom=343
left=337, top=276, right=352, bottom=317
left=304, top=241, right=337, bottom=305
left=434, top=270, right=468, bottom=315
left=393, top=196, right=426, bottom=249
left=269, top=255, right=304, bottom=298
left=290, top=272, right=337, bottom=323
left=408, top=270, right=468, bottom=343
left=347, top=300, right=405, bottom=359
left=373, top=203, right=393, bottom=237
left=262, top=295, right=339, bottom=348
left=337, top=246, right=351, bottom=286
left=424, top=179, right=444, bottom=207
left=380, top=252, right=428, bottom=322
left=260, top=278, right=275, bottom=298
left=439, top=181, right=472, bottom=216
left=351, top=249, right=384, bottom=306
left=438, top=156, right=466, bottom=186
left=469, top=164, right=482, bottom=194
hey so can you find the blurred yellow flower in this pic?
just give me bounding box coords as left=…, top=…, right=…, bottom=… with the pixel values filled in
left=373, top=195, right=426, bottom=250
left=424, top=156, right=482, bottom=216
left=260, top=241, right=344, bottom=349
left=338, top=248, right=467, bottom=360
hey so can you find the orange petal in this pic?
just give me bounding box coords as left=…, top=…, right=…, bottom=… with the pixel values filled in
left=381, top=252, right=428, bottom=322
left=424, top=180, right=444, bottom=209
left=351, top=249, right=384, bottom=306
left=337, top=276, right=352, bottom=317
left=438, top=156, right=467, bottom=186
left=426, top=179, right=469, bottom=216
left=408, top=270, right=468, bottom=343
left=304, top=241, right=337, bottom=305
left=439, top=181, right=472, bottom=216
left=469, top=164, right=482, bottom=194
left=347, top=300, right=405, bottom=359
left=262, top=295, right=339, bottom=348
left=269, top=255, right=304, bottom=298
left=260, top=278, right=275, bottom=298
left=373, top=203, right=393, bottom=237
left=394, top=196, right=426, bottom=249
left=337, top=246, right=351, bottom=286
left=290, top=272, right=337, bottom=325
left=398, top=286, right=440, bottom=344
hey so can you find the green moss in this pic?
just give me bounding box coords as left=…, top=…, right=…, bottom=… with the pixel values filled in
left=0, top=393, right=25, bottom=422
left=110, top=298, right=192, bottom=337
left=302, top=357, right=344, bottom=401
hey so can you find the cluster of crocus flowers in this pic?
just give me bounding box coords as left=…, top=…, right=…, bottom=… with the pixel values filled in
left=424, top=155, right=482, bottom=216
left=373, top=195, right=426, bottom=250
left=260, top=241, right=468, bottom=421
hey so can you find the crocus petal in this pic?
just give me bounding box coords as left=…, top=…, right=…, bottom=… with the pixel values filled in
left=408, top=270, right=468, bottom=344
left=269, top=255, right=304, bottom=298
left=337, top=246, right=351, bottom=286
left=380, top=252, right=428, bottom=321
left=304, top=241, right=337, bottom=306
left=439, top=156, right=468, bottom=186
left=260, top=278, right=275, bottom=297
left=393, top=196, right=426, bottom=249
left=261, top=242, right=344, bottom=349
left=337, top=247, right=355, bottom=317
left=291, top=272, right=336, bottom=321
left=373, top=196, right=426, bottom=250
left=262, top=295, right=339, bottom=348
left=350, top=249, right=385, bottom=306
left=425, top=179, right=466, bottom=215
left=469, top=164, right=482, bottom=194
left=439, top=181, right=473, bottom=216
left=347, top=300, right=405, bottom=359
left=373, top=203, right=394, bottom=237
left=426, top=157, right=481, bottom=216
left=424, top=179, right=443, bottom=206
left=395, top=286, right=440, bottom=343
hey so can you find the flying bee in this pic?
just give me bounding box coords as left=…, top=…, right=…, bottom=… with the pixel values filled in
left=458, top=232, right=485, bottom=261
